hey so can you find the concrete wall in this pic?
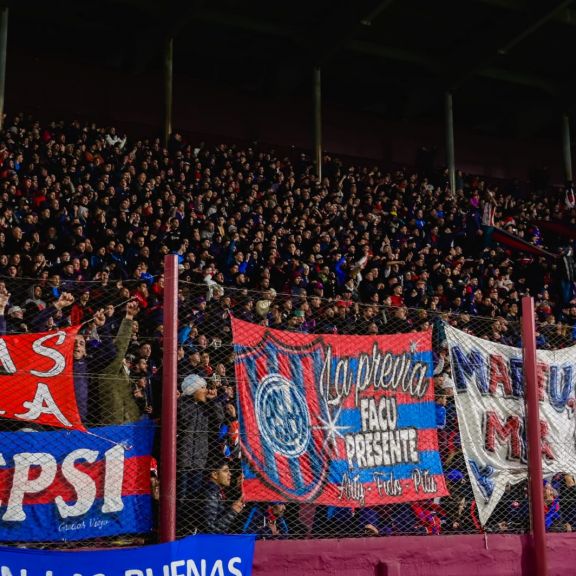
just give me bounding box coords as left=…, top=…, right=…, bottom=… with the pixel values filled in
left=253, top=533, right=576, bottom=576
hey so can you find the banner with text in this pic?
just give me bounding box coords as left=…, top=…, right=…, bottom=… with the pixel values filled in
left=445, top=324, right=576, bottom=525
left=0, top=326, right=84, bottom=431
left=232, top=317, right=447, bottom=506
left=0, top=421, right=155, bottom=541
left=0, top=534, right=255, bottom=576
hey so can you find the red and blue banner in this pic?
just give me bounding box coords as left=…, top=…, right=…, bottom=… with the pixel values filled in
left=0, top=421, right=154, bottom=541
left=232, top=318, right=448, bottom=507
left=0, top=326, right=85, bottom=431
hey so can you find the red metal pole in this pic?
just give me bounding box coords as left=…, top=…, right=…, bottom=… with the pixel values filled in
left=159, top=254, right=179, bottom=542
left=521, top=296, right=548, bottom=576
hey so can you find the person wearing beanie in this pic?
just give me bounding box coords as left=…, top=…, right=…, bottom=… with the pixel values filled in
left=177, top=373, right=224, bottom=534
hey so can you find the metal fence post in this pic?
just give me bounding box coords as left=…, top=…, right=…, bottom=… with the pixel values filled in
left=521, top=296, right=548, bottom=576
left=159, top=254, right=179, bottom=542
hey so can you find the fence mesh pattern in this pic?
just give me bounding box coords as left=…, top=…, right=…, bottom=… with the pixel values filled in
left=1, top=276, right=575, bottom=547
left=173, top=281, right=575, bottom=540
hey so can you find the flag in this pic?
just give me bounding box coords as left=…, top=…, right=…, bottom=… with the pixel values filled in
left=232, top=317, right=447, bottom=507
left=0, top=421, right=155, bottom=541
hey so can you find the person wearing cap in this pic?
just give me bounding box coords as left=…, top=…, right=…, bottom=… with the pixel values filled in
left=177, top=373, right=224, bottom=534
left=196, top=458, right=244, bottom=534
left=6, top=305, right=26, bottom=333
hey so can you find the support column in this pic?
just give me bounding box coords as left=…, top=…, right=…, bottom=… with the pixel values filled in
left=0, top=7, right=8, bottom=131
left=163, top=36, right=174, bottom=148
left=313, top=66, right=322, bottom=181
left=159, top=254, right=179, bottom=542
left=445, top=91, right=456, bottom=192
left=562, top=113, right=573, bottom=183
left=521, top=296, right=548, bottom=576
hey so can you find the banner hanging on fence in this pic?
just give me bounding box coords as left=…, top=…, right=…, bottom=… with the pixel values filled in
left=232, top=317, right=448, bottom=506
left=445, top=324, right=576, bottom=526
left=0, top=421, right=155, bottom=541
left=0, top=326, right=85, bottom=431
left=0, top=534, right=255, bottom=576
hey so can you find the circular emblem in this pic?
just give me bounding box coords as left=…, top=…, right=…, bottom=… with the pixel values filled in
left=255, top=374, right=311, bottom=458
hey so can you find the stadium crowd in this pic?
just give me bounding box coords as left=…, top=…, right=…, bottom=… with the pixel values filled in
left=0, top=113, right=575, bottom=539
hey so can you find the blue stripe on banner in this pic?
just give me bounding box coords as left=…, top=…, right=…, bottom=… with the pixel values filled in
left=311, top=347, right=329, bottom=482
left=338, top=402, right=437, bottom=433
left=244, top=353, right=280, bottom=484
left=235, top=345, right=268, bottom=364
left=0, top=420, right=154, bottom=460
left=263, top=344, right=283, bottom=483
left=328, top=450, right=443, bottom=483
left=0, top=495, right=152, bottom=542
left=338, top=408, right=362, bottom=433
left=288, top=355, right=306, bottom=489
left=412, top=350, right=433, bottom=377
left=241, top=461, right=258, bottom=480
left=397, top=402, right=437, bottom=428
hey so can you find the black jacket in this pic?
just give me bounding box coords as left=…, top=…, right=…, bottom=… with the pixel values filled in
left=197, top=480, right=238, bottom=534
left=177, top=396, right=224, bottom=471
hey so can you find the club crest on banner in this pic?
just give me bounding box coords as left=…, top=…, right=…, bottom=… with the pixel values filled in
left=255, top=373, right=312, bottom=458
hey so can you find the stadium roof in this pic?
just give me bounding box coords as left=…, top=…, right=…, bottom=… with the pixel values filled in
left=8, top=0, right=576, bottom=138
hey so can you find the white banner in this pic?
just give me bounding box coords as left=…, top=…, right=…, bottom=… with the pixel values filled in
left=444, top=324, right=576, bottom=525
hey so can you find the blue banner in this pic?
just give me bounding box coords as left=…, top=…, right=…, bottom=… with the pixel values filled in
left=0, top=535, right=255, bottom=576
left=0, top=421, right=155, bottom=541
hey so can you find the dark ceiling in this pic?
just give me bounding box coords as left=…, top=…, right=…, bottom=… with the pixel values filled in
left=6, top=0, right=576, bottom=138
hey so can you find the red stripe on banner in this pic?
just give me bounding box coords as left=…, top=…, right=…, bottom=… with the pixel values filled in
left=243, top=478, right=290, bottom=502
left=359, top=474, right=448, bottom=506
left=339, top=388, right=434, bottom=410
left=417, top=429, right=440, bottom=452
left=298, top=353, right=328, bottom=488
left=231, top=316, right=432, bottom=358
left=254, top=354, right=268, bottom=385
left=298, top=354, right=319, bottom=410
left=253, top=353, right=270, bottom=464
left=275, top=352, right=297, bottom=492
left=0, top=456, right=151, bottom=505
left=298, top=451, right=313, bottom=487
left=235, top=358, right=261, bottom=450
left=274, top=454, right=294, bottom=490
left=242, top=474, right=448, bottom=505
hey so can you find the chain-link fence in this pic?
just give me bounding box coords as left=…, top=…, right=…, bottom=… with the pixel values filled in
left=173, top=280, right=576, bottom=541
left=1, top=273, right=575, bottom=549
left=0, top=275, right=161, bottom=548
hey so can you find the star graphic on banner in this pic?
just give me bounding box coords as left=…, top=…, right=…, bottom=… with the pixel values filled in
left=409, top=340, right=419, bottom=354
left=312, top=401, right=351, bottom=458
